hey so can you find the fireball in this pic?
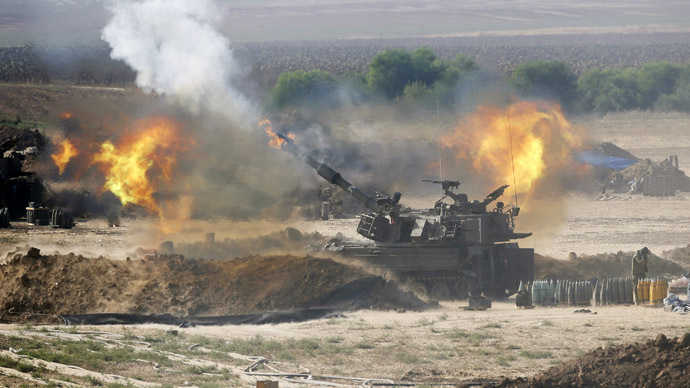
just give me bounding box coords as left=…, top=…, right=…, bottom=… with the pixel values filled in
left=92, top=116, right=190, bottom=214
left=51, top=139, right=78, bottom=175
left=442, top=100, right=586, bottom=207
left=259, top=119, right=295, bottom=149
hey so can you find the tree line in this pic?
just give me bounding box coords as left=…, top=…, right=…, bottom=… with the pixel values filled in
left=268, top=47, right=690, bottom=114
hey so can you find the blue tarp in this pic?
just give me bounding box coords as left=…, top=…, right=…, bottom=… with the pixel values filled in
left=578, top=151, right=638, bottom=170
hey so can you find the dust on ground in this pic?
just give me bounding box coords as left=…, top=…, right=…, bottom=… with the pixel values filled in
left=0, top=302, right=688, bottom=386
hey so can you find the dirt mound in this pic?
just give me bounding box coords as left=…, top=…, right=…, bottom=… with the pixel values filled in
left=0, top=247, right=427, bottom=323
left=662, top=244, right=690, bottom=268
left=497, top=333, right=690, bottom=388
left=535, top=249, right=685, bottom=280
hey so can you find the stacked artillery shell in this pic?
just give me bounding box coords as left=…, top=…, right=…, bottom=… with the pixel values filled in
left=571, top=281, right=576, bottom=306
left=564, top=280, right=588, bottom=306
left=645, top=278, right=668, bottom=306
left=594, top=277, right=635, bottom=305
left=539, top=280, right=547, bottom=305
left=561, top=280, right=567, bottom=305
left=635, top=279, right=644, bottom=304
left=580, top=281, right=592, bottom=306
left=531, top=280, right=539, bottom=305
left=529, top=279, right=565, bottom=306
left=625, top=278, right=634, bottom=304
left=601, top=278, right=607, bottom=304
left=659, top=279, right=668, bottom=305
left=50, top=208, right=74, bottom=229
left=559, top=280, right=567, bottom=306
left=636, top=279, right=650, bottom=305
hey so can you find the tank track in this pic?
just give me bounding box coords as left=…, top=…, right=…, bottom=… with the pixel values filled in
left=399, top=271, right=515, bottom=301
left=401, top=271, right=474, bottom=300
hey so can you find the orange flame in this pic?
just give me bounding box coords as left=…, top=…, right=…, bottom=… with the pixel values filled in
left=92, top=117, right=190, bottom=215
left=442, top=100, right=586, bottom=207
left=51, top=139, right=78, bottom=175
left=60, top=112, right=73, bottom=119
left=259, top=119, right=295, bottom=149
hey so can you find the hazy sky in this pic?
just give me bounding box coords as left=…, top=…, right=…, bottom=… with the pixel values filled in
left=1, top=0, right=689, bottom=46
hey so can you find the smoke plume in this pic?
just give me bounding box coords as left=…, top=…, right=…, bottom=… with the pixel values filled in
left=101, top=0, right=255, bottom=124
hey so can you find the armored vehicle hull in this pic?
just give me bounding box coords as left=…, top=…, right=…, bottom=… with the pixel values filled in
left=329, top=241, right=533, bottom=300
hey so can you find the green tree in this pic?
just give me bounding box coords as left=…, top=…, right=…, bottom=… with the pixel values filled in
left=655, top=82, right=690, bottom=112
left=637, top=62, right=680, bottom=109
left=512, top=61, right=577, bottom=109
left=403, top=80, right=432, bottom=102
left=450, top=54, right=479, bottom=73
left=577, top=68, right=610, bottom=112
left=591, top=69, right=640, bottom=113
left=269, top=70, right=336, bottom=108
left=411, top=47, right=445, bottom=86
left=366, top=49, right=417, bottom=98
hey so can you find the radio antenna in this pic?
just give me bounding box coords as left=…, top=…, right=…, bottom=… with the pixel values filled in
left=437, top=96, right=443, bottom=196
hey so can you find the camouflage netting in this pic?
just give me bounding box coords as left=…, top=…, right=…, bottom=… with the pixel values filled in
left=589, top=141, right=639, bottom=160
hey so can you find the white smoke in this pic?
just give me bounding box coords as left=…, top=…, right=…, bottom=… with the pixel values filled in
left=101, top=0, right=255, bottom=124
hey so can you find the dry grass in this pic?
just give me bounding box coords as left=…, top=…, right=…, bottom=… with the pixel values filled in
left=0, top=301, right=686, bottom=386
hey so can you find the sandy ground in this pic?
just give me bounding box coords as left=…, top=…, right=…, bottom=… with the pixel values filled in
left=0, top=302, right=688, bottom=385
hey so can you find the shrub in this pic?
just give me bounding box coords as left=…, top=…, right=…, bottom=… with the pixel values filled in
left=512, top=61, right=577, bottom=109
left=270, top=70, right=337, bottom=108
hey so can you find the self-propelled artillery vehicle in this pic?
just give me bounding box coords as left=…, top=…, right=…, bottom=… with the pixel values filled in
left=277, top=133, right=534, bottom=300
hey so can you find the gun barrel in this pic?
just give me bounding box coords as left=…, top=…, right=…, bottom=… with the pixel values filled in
left=277, top=133, right=379, bottom=211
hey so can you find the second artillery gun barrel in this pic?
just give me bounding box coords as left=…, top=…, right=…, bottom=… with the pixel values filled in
left=276, top=132, right=380, bottom=212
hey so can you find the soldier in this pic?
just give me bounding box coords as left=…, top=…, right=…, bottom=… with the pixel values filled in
left=632, top=247, right=650, bottom=285
left=515, top=280, right=529, bottom=307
